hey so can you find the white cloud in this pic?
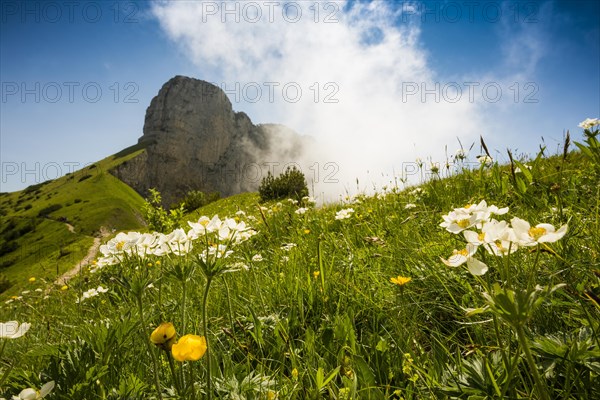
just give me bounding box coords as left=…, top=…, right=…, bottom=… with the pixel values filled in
left=151, top=1, right=492, bottom=200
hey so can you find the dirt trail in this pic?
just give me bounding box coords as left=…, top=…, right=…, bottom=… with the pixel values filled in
left=54, top=227, right=110, bottom=286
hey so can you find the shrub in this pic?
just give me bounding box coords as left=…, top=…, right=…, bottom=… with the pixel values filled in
left=0, top=274, right=12, bottom=293
left=142, top=189, right=184, bottom=233
left=259, top=166, right=309, bottom=202
left=178, top=190, right=220, bottom=212
left=78, top=174, right=92, bottom=182
left=38, top=204, right=63, bottom=217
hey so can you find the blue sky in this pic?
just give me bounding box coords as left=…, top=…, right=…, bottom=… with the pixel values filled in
left=1, top=0, right=599, bottom=194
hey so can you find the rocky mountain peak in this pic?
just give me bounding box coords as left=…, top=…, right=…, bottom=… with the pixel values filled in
left=112, top=76, right=310, bottom=206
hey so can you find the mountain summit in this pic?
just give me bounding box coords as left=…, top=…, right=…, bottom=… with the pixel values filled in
left=112, top=76, right=310, bottom=205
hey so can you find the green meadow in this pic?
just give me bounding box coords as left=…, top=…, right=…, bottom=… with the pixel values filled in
left=1, top=123, right=599, bottom=399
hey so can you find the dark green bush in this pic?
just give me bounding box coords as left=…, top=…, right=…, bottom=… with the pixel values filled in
left=38, top=204, right=63, bottom=217
left=178, top=190, right=220, bottom=212
left=259, top=166, right=309, bottom=202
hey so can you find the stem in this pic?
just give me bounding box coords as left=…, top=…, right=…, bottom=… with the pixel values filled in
left=202, top=275, right=214, bottom=400
left=181, top=279, right=187, bottom=334
left=515, top=324, right=549, bottom=400
left=166, top=351, right=181, bottom=396
left=137, top=295, right=163, bottom=400
left=223, top=275, right=235, bottom=334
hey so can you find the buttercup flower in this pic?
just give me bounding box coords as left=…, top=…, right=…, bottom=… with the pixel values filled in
left=171, top=334, right=207, bottom=361
left=150, top=322, right=177, bottom=350
left=28, top=277, right=36, bottom=283
left=390, top=276, right=412, bottom=286
left=0, top=321, right=31, bottom=339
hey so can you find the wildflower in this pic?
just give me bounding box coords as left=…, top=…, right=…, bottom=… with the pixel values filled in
left=60, top=285, right=68, bottom=291
left=21, top=291, right=30, bottom=295
left=13, top=381, right=55, bottom=399
left=280, top=243, right=297, bottom=251
left=578, top=118, right=600, bottom=130
left=291, top=368, right=299, bottom=379
left=252, top=254, right=263, bottom=262
left=511, top=217, right=568, bottom=246
left=295, top=207, right=308, bottom=215
left=235, top=210, right=246, bottom=216
left=171, top=334, right=207, bottom=361
left=441, top=244, right=488, bottom=276
left=0, top=321, right=31, bottom=339
left=404, top=203, right=416, bottom=209
left=267, top=391, right=278, bottom=400
left=150, top=322, right=177, bottom=350
left=454, top=149, right=467, bottom=161
left=477, top=155, right=493, bottom=165
left=313, top=271, right=320, bottom=279
left=287, top=198, right=298, bottom=205
left=335, top=208, right=354, bottom=220
left=304, top=229, right=311, bottom=234
left=76, top=286, right=108, bottom=303
left=390, top=275, right=412, bottom=286
left=514, top=164, right=532, bottom=174
left=28, top=277, right=36, bottom=283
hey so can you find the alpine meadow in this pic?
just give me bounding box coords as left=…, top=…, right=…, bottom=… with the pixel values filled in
left=1, top=120, right=599, bottom=399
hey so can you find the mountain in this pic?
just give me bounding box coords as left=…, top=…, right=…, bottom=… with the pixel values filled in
left=0, top=75, right=312, bottom=296
left=112, top=75, right=312, bottom=206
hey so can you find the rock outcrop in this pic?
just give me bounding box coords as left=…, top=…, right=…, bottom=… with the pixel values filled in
left=112, top=76, right=310, bottom=205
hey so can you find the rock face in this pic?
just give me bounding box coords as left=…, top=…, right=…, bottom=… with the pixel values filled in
left=112, top=76, right=310, bottom=206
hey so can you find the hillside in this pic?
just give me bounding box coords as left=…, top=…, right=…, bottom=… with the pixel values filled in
left=1, top=125, right=599, bottom=399
left=0, top=146, right=147, bottom=297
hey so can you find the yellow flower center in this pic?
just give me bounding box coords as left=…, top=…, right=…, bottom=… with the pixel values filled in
left=495, top=241, right=505, bottom=250
left=464, top=203, right=472, bottom=209
left=457, top=249, right=469, bottom=257
left=116, top=241, right=125, bottom=251
left=457, top=219, right=470, bottom=228
left=529, top=227, right=547, bottom=240
left=478, top=232, right=485, bottom=242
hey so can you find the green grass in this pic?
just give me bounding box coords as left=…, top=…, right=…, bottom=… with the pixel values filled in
left=0, top=149, right=146, bottom=298
left=1, top=132, right=599, bottom=399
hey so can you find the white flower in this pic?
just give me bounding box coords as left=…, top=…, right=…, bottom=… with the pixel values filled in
left=295, top=207, right=308, bottom=215
left=511, top=217, right=568, bottom=246
left=235, top=210, right=246, bottom=216
left=335, top=208, right=355, bottom=220
left=477, top=155, right=493, bottom=165
left=404, top=203, right=417, bottom=209
left=454, top=149, right=467, bottom=160
left=0, top=321, right=31, bottom=339
left=12, top=381, right=54, bottom=399
left=441, top=244, right=488, bottom=276
left=76, top=286, right=109, bottom=303
left=514, top=164, right=532, bottom=174
left=302, top=196, right=316, bottom=204
left=252, top=254, right=264, bottom=262
left=409, top=187, right=423, bottom=196
left=578, top=118, right=600, bottom=130
left=280, top=243, right=297, bottom=251
left=287, top=198, right=298, bottom=205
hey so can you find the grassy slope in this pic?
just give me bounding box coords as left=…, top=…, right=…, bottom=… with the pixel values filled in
left=0, top=147, right=147, bottom=298
left=1, top=144, right=599, bottom=398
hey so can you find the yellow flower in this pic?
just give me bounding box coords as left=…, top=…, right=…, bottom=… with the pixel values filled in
left=304, top=229, right=311, bottom=234
left=313, top=271, right=320, bottom=279
left=155, top=260, right=161, bottom=266
left=390, top=275, right=412, bottom=286
left=171, top=334, right=207, bottom=361
left=28, top=277, right=36, bottom=283
left=267, top=391, right=277, bottom=400
left=291, top=368, right=298, bottom=379
left=147, top=262, right=153, bottom=267
left=150, top=322, right=177, bottom=350
left=61, top=285, right=68, bottom=291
